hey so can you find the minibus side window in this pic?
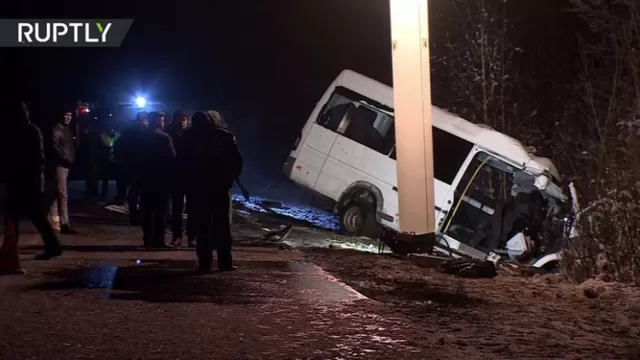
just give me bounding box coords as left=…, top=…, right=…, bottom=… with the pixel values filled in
left=317, top=95, right=352, bottom=131
left=317, top=91, right=396, bottom=155
left=390, top=127, right=473, bottom=185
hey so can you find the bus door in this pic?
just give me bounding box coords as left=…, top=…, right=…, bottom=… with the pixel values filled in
left=439, top=149, right=522, bottom=255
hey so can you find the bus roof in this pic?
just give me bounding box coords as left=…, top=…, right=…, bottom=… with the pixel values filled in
left=332, top=69, right=561, bottom=182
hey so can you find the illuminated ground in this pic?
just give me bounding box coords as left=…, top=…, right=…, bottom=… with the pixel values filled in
left=100, top=187, right=386, bottom=254
left=1, top=182, right=639, bottom=358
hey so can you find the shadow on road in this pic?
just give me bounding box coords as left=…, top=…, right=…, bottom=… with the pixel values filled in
left=21, top=244, right=189, bottom=253
left=27, top=260, right=295, bottom=305
left=72, top=217, right=131, bottom=226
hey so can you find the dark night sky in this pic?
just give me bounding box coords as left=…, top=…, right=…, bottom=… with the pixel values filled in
left=1, top=0, right=393, bottom=182
left=1, top=0, right=578, bottom=187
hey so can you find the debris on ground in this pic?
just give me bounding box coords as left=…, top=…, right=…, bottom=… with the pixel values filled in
left=102, top=198, right=379, bottom=254
left=98, top=195, right=581, bottom=283
left=439, top=258, right=498, bottom=279
left=261, top=224, right=293, bottom=242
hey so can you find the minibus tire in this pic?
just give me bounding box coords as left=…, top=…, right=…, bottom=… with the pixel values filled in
left=339, top=202, right=381, bottom=239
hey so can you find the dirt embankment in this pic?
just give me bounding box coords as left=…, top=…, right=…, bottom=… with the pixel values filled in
left=303, top=247, right=640, bottom=360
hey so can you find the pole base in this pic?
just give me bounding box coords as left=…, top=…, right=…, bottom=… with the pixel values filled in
left=380, top=230, right=436, bottom=256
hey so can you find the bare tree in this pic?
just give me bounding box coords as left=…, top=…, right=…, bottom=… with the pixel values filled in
left=562, top=0, right=640, bottom=284
left=570, top=0, right=640, bottom=150
left=434, top=0, right=526, bottom=135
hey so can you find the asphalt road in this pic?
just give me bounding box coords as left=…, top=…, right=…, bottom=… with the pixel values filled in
left=0, top=222, right=445, bottom=360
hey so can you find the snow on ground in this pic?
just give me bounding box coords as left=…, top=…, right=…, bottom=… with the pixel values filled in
left=232, top=195, right=391, bottom=254
left=271, top=226, right=389, bottom=254
left=232, top=194, right=339, bottom=230
left=102, top=190, right=381, bottom=254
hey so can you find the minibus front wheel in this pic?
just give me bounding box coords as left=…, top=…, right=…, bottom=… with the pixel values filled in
left=339, top=202, right=381, bottom=239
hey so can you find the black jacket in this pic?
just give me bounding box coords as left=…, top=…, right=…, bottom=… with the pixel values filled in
left=138, top=128, right=176, bottom=187
left=1, top=101, right=46, bottom=194
left=51, top=123, right=76, bottom=168
left=79, top=128, right=102, bottom=173
left=115, top=123, right=146, bottom=174
left=166, top=125, right=187, bottom=168
left=184, top=120, right=243, bottom=191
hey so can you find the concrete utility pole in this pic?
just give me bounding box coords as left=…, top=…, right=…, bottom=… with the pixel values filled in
left=389, top=0, right=436, bottom=236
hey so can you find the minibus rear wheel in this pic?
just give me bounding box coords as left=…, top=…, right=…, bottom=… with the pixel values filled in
left=339, top=202, right=381, bottom=238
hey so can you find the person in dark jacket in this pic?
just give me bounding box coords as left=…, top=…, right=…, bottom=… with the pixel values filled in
left=138, top=111, right=176, bottom=248
left=115, top=111, right=148, bottom=225
left=1, top=99, right=62, bottom=260
left=48, top=109, right=78, bottom=234
left=185, top=111, right=243, bottom=273
left=167, top=110, right=192, bottom=247
left=206, top=110, right=250, bottom=202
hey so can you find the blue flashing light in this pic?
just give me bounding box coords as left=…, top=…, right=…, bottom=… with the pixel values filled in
left=135, top=96, right=147, bottom=108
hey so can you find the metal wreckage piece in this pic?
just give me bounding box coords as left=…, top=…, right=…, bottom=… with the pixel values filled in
left=378, top=230, right=436, bottom=255
left=439, top=257, right=498, bottom=278
left=261, top=224, right=294, bottom=242
left=377, top=230, right=498, bottom=278
left=375, top=180, right=581, bottom=279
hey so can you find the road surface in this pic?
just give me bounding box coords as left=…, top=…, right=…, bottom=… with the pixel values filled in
left=1, top=223, right=444, bottom=360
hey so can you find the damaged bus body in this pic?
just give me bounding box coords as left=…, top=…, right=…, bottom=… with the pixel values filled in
left=284, top=70, right=574, bottom=269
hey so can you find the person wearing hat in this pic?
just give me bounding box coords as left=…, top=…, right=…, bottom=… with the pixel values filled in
left=184, top=111, right=243, bottom=273
left=206, top=110, right=250, bottom=202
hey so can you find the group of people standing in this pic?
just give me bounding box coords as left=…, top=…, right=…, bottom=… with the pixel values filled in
left=2, top=99, right=244, bottom=273
left=115, top=109, right=244, bottom=273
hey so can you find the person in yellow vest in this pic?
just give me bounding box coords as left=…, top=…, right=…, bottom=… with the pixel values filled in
left=99, top=125, right=124, bottom=202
